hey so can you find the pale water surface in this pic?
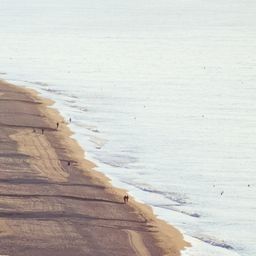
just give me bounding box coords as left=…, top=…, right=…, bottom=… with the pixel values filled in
left=0, top=1, right=256, bottom=255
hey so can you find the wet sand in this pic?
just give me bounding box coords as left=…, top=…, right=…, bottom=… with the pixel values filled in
left=0, top=80, right=189, bottom=256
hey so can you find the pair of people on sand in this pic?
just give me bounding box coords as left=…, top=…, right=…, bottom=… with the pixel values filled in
left=123, top=195, right=129, bottom=204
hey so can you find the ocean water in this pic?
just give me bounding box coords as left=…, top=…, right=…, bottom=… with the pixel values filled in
left=0, top=0, right=256, bottom=255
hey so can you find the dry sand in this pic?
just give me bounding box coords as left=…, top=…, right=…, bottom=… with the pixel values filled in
left=0, top=80, right=189, bottom=256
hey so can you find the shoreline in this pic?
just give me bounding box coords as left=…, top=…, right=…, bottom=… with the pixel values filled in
left=0, top=79, right=189, bottom=255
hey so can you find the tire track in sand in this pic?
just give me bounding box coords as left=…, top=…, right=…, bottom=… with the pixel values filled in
left=10, top=130, right=68, bottom=182
left=127, top=230, right=151, bottom=256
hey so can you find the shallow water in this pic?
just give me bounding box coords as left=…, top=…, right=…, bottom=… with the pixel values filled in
left=1, top=0, right=256, bottom=255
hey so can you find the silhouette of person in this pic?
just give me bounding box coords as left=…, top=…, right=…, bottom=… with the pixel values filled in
left=123, top=195, right=129, bottom=204
left=56, top=122, right=59, bottom=129
left=42, top=128, right=44, bottom=134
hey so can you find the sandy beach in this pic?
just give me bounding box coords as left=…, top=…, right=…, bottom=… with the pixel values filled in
left=0, top=80, right=188, bottom=256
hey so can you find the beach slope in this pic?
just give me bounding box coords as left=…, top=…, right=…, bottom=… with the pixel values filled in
left=0, top=81, right=188, bottom=256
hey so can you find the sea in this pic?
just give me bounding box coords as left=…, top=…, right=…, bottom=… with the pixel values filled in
left=0, top=0, right=255, bottom=255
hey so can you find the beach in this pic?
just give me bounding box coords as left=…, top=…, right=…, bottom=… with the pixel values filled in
left=1, top=1, right=256, bottom=255
left=0, top=80, right=188, bottom=255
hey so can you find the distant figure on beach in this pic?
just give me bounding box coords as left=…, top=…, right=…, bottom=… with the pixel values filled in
left=123, top=195, right=129, bottom=204
left=69, top=117, right=72, bottom=123
left=33, top=128, right=36, bottom=133
left=56, top=122, right=59, bottom=129
left=68, top=161, right=71, bottom=166
left=41, top=128, right=44, bottom=134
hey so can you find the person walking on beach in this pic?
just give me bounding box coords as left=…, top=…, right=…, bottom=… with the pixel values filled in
left=123, top=195, right=129, bottom=204
left=41, top=128, right=44, bottom=134
left=56, top=122, right=59, bottom=129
